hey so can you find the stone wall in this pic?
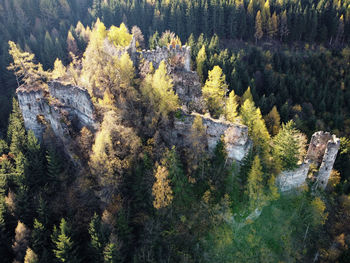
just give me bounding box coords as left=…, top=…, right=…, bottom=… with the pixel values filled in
left=308, top=132, right=341, bottom=189
left=17, top=82, right=97, bottom=140
left=277, top=131, right=340, bottom=191
left=140, top=45, right=191, bottom=72
left=49, top=81, right=96, bottom=128
left=168, top=111, right=252, bottom=162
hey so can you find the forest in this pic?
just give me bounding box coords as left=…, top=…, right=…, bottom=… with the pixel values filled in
left=0, top=0, right=350, bottom=262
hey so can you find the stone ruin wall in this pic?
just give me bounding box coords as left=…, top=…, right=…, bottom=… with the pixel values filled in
left=139, top=45, right=191, bottom=72
left=168, top=112, right=252, bottom=162
left=277, top=131, right=340, bottom=191
left=17, top=81, right=97, bottom=141
left=308, top=132, right=340, bottom=189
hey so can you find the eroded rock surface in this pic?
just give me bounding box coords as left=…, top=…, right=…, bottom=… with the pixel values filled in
left=17, top=82, right=97, bottom=141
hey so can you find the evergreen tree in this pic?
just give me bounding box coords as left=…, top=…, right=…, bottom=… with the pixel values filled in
left=103, top=242, right=119, bottom=263
left=7, top=98, right=26, bottom=156
left=273, top=120, right=307, bottom=170
left=89, top=213, right=108, bottom=261
left=202, top=65, right=228, bottom=118
left=264, top=105, right=281, bottom=136
left=225, top=90, right=238, bottom=122
left=255, top=10, right=263, bottom=43
left=246, top=155, right=266, bottom=210
left=196, top=45, right=207, bottom=83
left=52, top=218, right=79, bottom=263
left=7, top=41, right=47, bottom=88
left=152, top=164, right=173, bottom=209
left=141, top=60, right=179, bottom=120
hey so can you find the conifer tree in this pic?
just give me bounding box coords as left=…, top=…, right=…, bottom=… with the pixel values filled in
left=202, top=65, right=228, bottom=118
left=265, top=106, right=281, bottom=136
left=32, top=218, right=50, bottom=260
left=196, top=45, right=207, bottom=83
left=103, top=242, right=119, bottom=263
left=7, top=41, right=47, bottom=88
left=46, top=148, right=62, bottom=181
left=242, top=86, right=254, bottom=103
left=108, top=23, right=132, bottom=47
left=24, top=248, right=38, bottom=263
left=280, top=10, right=289, bottom=41
left=7, top=98, right=26, bottom=156
left=188, top=115, right=207, bottom=175
left=273, top=120, right=307, bottom=170
left=246, top=155, right=265, bottom=210
left=152, top=164, right=173, bottom=209
left=255, top=10, right=263, bottom=43
left=89, top=213, right=108, bottom=261
left=52, top=218, right=78, bottom=263
left=225, top=90, right=238, bottom=122
left=141, top=60, right=179, bottom=119
left=51, top=58, right=66, bottom=80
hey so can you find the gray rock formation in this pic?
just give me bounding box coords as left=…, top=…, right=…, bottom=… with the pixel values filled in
left=172, top=71, right=204, bottom=113
left=168, top=112, right=252, bottom=162
left=17, top=81, right=97, bottom=140
left=276, top=163, right=311, bottom=192
left=277, top=131, right=340, bottom=191
left=140, top=45, right=191, bottom=72
left=307, top=132, right=341, bottom=189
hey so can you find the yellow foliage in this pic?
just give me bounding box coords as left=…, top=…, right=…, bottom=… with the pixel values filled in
left=141, top=60, right=179, bottom=119
left=152, top=164, right=173, bottom=209
left=108, top=23, right=132, bottom=47
left=51, top=58, right=66, bottom=80
left=225, top=90, right=238, bottom=122
left=311, top=197, right=328, bottom=226
left=202, top=65, right=228, bottom=118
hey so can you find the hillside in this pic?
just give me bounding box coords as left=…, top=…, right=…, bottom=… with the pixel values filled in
left=0, top=1, right=350, bottom=263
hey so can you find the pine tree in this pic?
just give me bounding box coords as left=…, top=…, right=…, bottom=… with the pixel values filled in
left=24, top=248, right=38, bottom=263
left=103, top=242, right=119, bottom=263
left=196, top=45, right=207, bottom=83
left=161, top=147, right=191, bottom=207
left=7, top=41, right=47, bottom=88
left=264, top=106, right=281, bottom=136
left=272, top=120, right=307, bottom=170
left=52, top=218, right=78, bottom=263
left=202, top=65, right=228, bottom=118
left=246, top=155, right=266, bottom=210
left=46, top=148, right=62, bottom=181
left=108, top=23, right=132, bottom=47
left=255, top=10, right=263, bottom=43
left=7, top=98, right=26, bottom=156
left=225, top=90, right=238, bottom=122
left=242, top=86, right=254, bottom=103
left=89, top=213, right=108, bottom=261
left=280, top=10, right=289, bottom=41
left=51, top=59, right=66, bottom=80
left=141, top=60, right=179, bottom=119
left=152, top=164, right=173, bottom=209
left=188, top=115, right=207, bottom=176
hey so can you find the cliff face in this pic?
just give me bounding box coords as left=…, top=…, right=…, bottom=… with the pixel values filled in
left=17, top=82, right=98, bottom=162
left=277, top=131, right=340, bottom=191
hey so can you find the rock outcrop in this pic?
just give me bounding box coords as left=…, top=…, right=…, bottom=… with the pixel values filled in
left=16, top=40, right=340, bottom=191
left=277, top=131, right=340, bottom=191
left=140, top=45, right=191, bottom=72
left=168, top=112, right=252, bottom=162
left=17, top=81, right=97, bottom=140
